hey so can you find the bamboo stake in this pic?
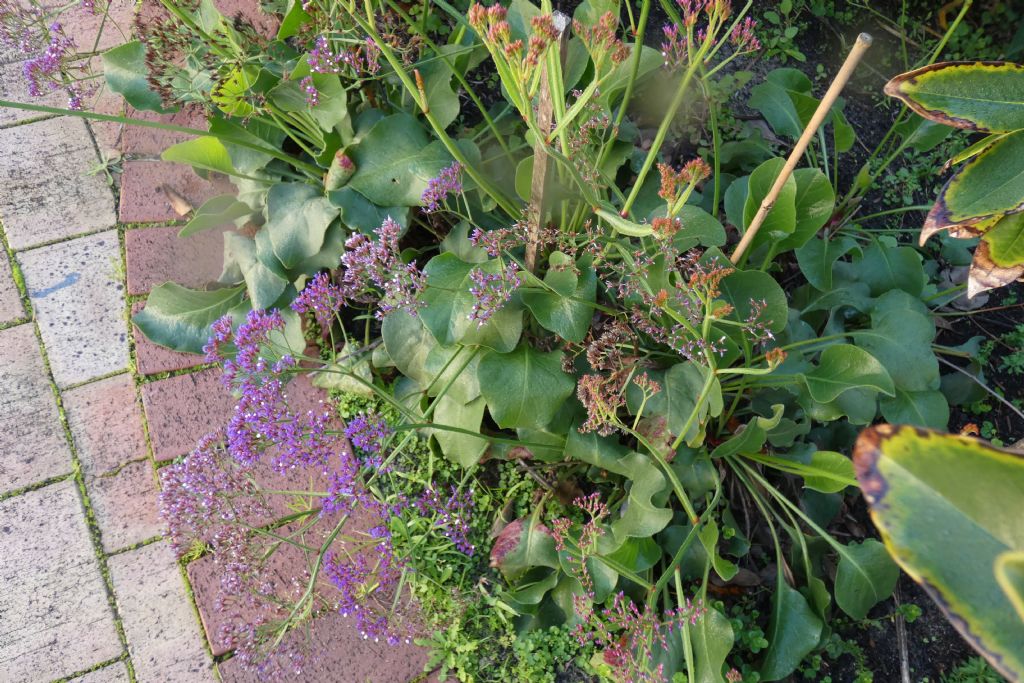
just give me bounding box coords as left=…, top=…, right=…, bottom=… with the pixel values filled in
left=730, top=33, right=873, bottom=265
left=525, top=12, right=570, bottom=274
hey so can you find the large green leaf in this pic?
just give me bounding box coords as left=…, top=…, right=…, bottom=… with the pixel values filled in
left=422, top=344, right=481, bottom=403
left=717, top=269, right=788, bottom=333
left=179, top=195, right=251, bottom=237
left=222, top=233, right=288, bottom=311
left=672, top=205, right=727, bottom=250
left=627, top=362, right=723, bottom=445
left=491, top=516, right=560, bottom=581
left=884, top=61, right=1024, bottom=133
left=692, top=605, right=734, bottom=683
left=741, top=158, right=797, bottom=246
left=477, top=344, right=574, bottom=430
left=565, top=429, right=673, bottom=541
left=795, top=236, right=859, bottom=292
left=801, top=344, right=895, bottom=404
left=760, top=578, right=823, bottom=681
left=133, top=283, right=246, bottom=354
left=879, top=389, right=950, bottom=430
left=983, top=211, right=1024, bottom=268
left=997, top=551, right=1024, bottom=622
left=432, top=394, right=488, bottom=468
left=834, top=539, right=900, bottom=620
left=854, top=239, right=926, bottom=297
left=933, top=129, right=1024, bottom=225
left=521, top=254, right=597, bottom=343
left=102, top=41, right=175, bottom=113
left=381, top=309, right=435, bottom=386
left=348, top=113, right=463, bottom=206
left=776, top=168, right=835, bottom=251
left=262, top=183, right=338, bottom=270
left=852, top=308, right=938, bottom=393
left=854, top=425, right=1024, bottom=680
left=419, top=253, right=523, bottom=352
left=162, top=136, right=237, bottom=177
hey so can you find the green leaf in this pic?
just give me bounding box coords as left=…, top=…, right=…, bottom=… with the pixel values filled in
left=855, top=425, right=1024, bottom=679
left=423, top=344, right=481, bottom=403
left=419, top=47, right=461, bottom=130
left=263, top=183, right=338, bottom=270
left=419, top=254, right=523, bottom=352
left=717, top=269, right=788, bottom=333
left=935, top=129, right=1024, bottom=225
left=348, top=113, right=463, bottom=206
left=776, top=168, right=835, bottom=251
left=179, top=195, right=251, bottom=237
left=692, top=606, right=734, bottom=683
left=102, top=41, right=175, bottom=113
left=382, top=309, right=436, bottom=386
left=760, top=579, right=823, bottom=681
left=277, top=0, right=310, bottom=39
left=672, top=205, right=727, bottom=250
left=884, top=61, right=1024, bottom=133
left=879, top=389, right=950, bottom=430
left=565, top=429, right=673, bottom=541
left=328, top=187, right=408, bottom=235
left=521, top=254, right=597, bottom=343
left=629, top=362, right=722, bottom=445
left=162, top=136, right=237, bottom=177
left=747, top=450, right=856, bottom=493
left=477, top=345, right=574, bottom=430
left=983, top=211, right=1024, bottom=268
left=432, top=395, right=488, bottom=468
left=996, top=551, right=1024, bottom=623
left=834, top=539, right=900, bottom=620
left=854, top=239, right=926, bottom=297
left=795, top=236, right=859, bottom=292
left=801, top=344, right=895, bottom=403
left=742, top=158, right=797, bottom=246
left=133, top=283, right=246, bottom=354
left=852, top=308, right=938, bottom=393
left=893, top=114, right=954, bottom=153
left=491, top=516, right=560, bottom=581
left=699, top=520, right=738, bottom=581
left=222, top=233, right=288, bottom=310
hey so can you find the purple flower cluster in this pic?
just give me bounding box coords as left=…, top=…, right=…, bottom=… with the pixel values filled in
left=21, top=21, right=89, bottom=109
left=416, top=485, right=475, bottom=556
left=300, top=75, right=318, bottom=106
left=307, top=35, right=381, bottom=77
left=338, top=218, right=425, bottom=319
left=291, top=271, right=343, bottom=332
left=344, top=411, right=392, bottom=454
left=468, top=262, right=520, bottom=326
left=421, top=162, right=463, bottom=213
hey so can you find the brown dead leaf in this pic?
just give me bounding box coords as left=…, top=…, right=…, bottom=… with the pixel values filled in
left=920, top=200, right=985, bottom=246
left=161, top=184, right=193, bottom=217
left=967, top=240, right=1024, bottom=298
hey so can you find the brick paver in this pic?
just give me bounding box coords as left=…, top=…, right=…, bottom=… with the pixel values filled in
left=119, top=160, right=231, bottom=223
left=131, top=301, right=206, bottom=376
left=0, top=480, right=122, bottom=681
left=121, top=105, right=207, bottom=155
left=0, top=116, right=116, bottom=250
left=0, top=324, right=71, bottom=494
left=125, top=224, right=231, bottom=295
left=70, top=662, right=131, bottom=683
left=19, top=230, right=128, bottom=387
left=0, top=249, right=23, bottom=324
left=64, top=374, right=160, bottom=551
left=141, top=368, right=234, bottom=461
left=109, top=541, right=215, bottom=682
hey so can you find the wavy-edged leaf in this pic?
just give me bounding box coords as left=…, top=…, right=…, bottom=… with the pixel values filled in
left=565, top=429, right=673, bottom=541
left=477, top=344, right=574, bottom=430
left=884, top=61, right=1024, bottom=133
left=801, top=344, right=895, bottom=404
left=854, top=425, right=1024, bottom=680
left=133, top=283, right=246, bottom=354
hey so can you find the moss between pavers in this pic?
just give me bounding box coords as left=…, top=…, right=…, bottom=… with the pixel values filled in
left=51, top=654, right=131, bottom=683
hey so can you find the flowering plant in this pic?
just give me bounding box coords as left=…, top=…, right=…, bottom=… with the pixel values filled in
left=1, top=0, right=987, bottom=680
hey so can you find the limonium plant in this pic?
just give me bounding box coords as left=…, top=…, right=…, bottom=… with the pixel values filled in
left=1, top=0, right=991, bottom=679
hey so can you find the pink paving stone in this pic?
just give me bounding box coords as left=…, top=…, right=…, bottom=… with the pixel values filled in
left=137, top=0, right=278, bottom=38
left=141, top=367, right=235, bottom=461
left=121, top=104, right=208, bottom=156
left=62, top=373, right=147, bottom=474
left=119, top=160, right=233, bottom=223
left=61, top=0, right=136, bottom=52
left=125, top=224, right=232, bottom=296
left=216, top=609, right=430, bottom=683
left=0, top=249, right=23, bottom=324
left=62, top=374, right=158, bottom=551
left=131, top=300, right=206, bottom=376
left=86, top=75, right=128, bottom=154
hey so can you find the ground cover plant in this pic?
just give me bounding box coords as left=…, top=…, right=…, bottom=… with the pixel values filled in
left=2, top=0, right=1023, bottom=680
